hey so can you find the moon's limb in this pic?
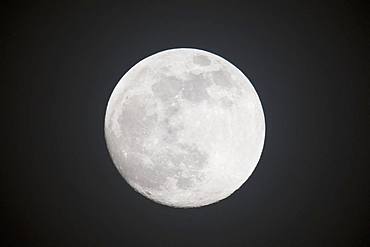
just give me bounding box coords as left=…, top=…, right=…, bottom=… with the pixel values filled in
left=105, top=48, right=265, bottom=208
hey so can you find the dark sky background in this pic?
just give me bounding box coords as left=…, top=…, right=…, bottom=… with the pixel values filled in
left=1, top=0, right=369, bottom=246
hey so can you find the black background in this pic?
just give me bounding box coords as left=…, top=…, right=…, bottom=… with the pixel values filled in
left=1, top=0, right=369, bottom=246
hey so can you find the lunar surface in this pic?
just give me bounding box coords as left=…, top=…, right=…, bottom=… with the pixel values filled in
left=105, top=48, right=265, bottom=208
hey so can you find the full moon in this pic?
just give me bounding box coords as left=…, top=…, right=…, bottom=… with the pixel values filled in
left=105, top=48, right=265, bottom=208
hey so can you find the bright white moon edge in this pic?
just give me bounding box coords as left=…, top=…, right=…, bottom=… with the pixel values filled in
left=104, top=48, right=265, bottom=208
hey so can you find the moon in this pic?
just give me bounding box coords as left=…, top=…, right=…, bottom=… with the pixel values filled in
left=104, top=48, right=265, bottom=208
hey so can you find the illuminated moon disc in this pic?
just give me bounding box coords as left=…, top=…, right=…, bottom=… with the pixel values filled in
left=105, top=48, right=265, bottom=208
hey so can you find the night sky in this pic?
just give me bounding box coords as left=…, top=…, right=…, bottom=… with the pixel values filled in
left=2, top=1, right=369, bottom=246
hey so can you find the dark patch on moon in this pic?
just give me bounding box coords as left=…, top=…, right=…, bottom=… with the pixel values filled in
left=181, top=73, right=211, bottom=103
left=151, top=75, right=183, bottom=102
left=151, top=73, right=212, bottom=103
left=193, top=54, right=211, bottom=66
left=221, top=97, right=234, bottom=107
left=211, top=70, right=233, bottom=88
left=176, top=177, right=193, bottom=189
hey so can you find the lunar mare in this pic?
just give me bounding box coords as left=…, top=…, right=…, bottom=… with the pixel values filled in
left=105, top=48, right=265, bottom=208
